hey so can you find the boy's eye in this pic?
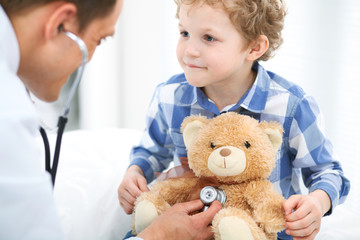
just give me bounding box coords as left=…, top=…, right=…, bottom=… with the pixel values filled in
left=204, top=35, right=216, bottom=42
left=180, top=31, right=189, bottom=38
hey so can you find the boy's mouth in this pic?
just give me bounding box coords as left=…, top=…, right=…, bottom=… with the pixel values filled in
left=186, top=63, right=204, bottom=69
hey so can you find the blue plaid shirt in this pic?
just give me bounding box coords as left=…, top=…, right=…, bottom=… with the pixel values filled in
left=129, top=62, right=350, bottom=239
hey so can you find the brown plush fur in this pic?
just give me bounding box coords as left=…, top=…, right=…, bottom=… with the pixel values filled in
left=132, top=112, right=286, bottom=239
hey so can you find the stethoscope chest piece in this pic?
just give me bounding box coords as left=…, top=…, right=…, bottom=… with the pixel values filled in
left=200, top=186, right=226, bottom=211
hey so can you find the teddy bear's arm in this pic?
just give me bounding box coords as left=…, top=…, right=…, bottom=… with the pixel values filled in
left=134, top=177, right=198, bottom=219
left=132, top=177, right=199, bottom=234
left=244, top=180, right=286, bottom=233
left=150, top=177, right=199, bottom=205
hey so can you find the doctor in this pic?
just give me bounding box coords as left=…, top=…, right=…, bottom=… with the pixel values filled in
left=0, top=0, right=221, bottom=239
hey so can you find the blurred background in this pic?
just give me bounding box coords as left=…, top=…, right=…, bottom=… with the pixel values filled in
left=34, top=0, right=359, bottom=219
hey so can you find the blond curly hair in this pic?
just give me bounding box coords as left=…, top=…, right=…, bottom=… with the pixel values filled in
left=174, top=0, right=287, bottom=61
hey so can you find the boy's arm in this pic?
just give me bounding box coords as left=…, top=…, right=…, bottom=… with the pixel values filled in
left=309, top=189, right=331, bottom=215
left=119, top=83, right=174, bottom=213
left=129, top=83, right=174, bottom=183
left=118, top=165, right=149, bottom=214
left=289, top=95, right=350, bottom=215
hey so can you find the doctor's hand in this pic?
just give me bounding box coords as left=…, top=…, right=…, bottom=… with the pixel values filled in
left=138, top=200, right=222, bottom=240
left=118, top=165, right=149, bottom=214
left=283, top=190, right=331, bottom=240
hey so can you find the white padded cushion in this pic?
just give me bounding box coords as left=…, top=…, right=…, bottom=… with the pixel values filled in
left=51, top=128, right=141, bottom=240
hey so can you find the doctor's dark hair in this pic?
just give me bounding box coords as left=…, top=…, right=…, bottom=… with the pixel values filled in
left=0, top=0, right=116, bottom=31
left=174, top=0, right=287, bottom=61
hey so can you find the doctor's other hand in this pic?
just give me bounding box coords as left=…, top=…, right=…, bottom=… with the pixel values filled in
left=138, top=199, right=223, bottom=240
left=118, top=165, right=149, bottom=214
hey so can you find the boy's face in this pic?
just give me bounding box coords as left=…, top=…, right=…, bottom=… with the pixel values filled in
left=176, top=3, right=253, bottom=89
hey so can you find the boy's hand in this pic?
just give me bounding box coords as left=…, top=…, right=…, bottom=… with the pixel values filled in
left=282, top=190, right=331, bottom=240
left=138, top=200, right=222, bottom=240
left=118, top=165, right=149, bottom=214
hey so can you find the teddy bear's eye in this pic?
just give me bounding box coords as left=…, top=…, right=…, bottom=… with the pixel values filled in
left=244, top=141, right=251, bottom=149
left=210, top=142, right=216, bottom=149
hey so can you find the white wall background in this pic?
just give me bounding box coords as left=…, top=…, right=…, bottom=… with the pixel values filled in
left=35, top=0, right=359, bottom=230
left=78, top=0, right=181, bottom=130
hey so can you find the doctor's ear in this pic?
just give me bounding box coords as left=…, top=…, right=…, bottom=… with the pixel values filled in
left=246, top=35, right=269, bottom=61
left=58, top=24, right=64, bottom=33
left=44, top=3, right=78, bottom=40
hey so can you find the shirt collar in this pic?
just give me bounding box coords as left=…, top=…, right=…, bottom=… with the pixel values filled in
left=236, top=61, right=270, bottom=113
left=180, top=61, right=270, bottom=114
left=0, top=5, right=20, bottom=74
left=177, top=82, right=220, bottom=113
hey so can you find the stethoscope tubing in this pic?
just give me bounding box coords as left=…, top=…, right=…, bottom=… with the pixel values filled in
left=41, top=30, right=88, bottom=187
left=62, top=31, right=88, bottom=117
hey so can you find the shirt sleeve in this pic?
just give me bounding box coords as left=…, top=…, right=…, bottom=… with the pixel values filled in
left=129, top=83, right=175, bottom=182
left=288, top=94, right=350, bottom=215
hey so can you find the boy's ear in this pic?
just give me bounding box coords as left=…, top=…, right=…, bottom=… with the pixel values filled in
left=246, top=35, right=269, bottom=61
left=44, top=3, right=78, bottom=40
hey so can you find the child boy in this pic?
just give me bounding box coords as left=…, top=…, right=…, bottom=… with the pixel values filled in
left=118, top=0, right=350, bottom=239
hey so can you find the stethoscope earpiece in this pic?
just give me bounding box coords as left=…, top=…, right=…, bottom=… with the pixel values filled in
left=58, top=24, right=64, bottom=33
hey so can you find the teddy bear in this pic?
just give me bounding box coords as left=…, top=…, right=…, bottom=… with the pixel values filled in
left=132, top=112, right=286, bottom=240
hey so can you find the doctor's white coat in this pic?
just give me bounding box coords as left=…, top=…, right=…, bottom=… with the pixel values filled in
left=0, top=5, right=65, bottom=240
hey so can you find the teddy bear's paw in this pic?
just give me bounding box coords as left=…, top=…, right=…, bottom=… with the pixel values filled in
left=213, top=208, right=268, bottom=240
left=254, top=205, right=285, bottom=233
left=218, top=216, right=254, bottom=240
left=134, top=200, right=158, bottom=234
left=260, top=218, right=285, bottom=233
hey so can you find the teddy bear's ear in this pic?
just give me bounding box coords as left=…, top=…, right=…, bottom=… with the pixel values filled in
left=259, top=121, right=283, bottom=152
left=181, top=115, right=209, bottom=149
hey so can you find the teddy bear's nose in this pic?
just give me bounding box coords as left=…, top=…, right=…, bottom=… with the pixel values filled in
left=220, top=148, right=231, bottom=157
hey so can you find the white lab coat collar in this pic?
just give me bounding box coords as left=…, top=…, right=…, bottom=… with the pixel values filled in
left=0, top=5, right=20, bottom=74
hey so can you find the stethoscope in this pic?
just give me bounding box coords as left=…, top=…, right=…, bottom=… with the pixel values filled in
left=200, top=186, right=226, bottom=211
left=39, top=27, right=88, bottom=187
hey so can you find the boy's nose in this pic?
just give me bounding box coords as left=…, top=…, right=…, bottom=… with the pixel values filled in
left=185, top=41, right=200, bottom=57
